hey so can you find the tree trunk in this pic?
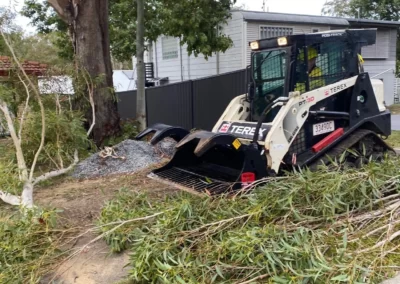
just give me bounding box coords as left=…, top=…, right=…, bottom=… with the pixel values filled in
left=48, top=0, right=121, bottom=146
left=136, top=0, right=147, bottom=130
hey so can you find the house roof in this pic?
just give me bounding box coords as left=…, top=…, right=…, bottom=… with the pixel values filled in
left=239, top=10, right=349, bottom=26
left=0, top=56, right=47, bottom=77
left=346, top=18, right=400, bottom=27
left=237, top=10, right=400, bottom=28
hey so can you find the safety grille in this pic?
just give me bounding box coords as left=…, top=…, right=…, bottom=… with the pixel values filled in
left=294, top=41, right=349, bottom=94
left=153, top=167, right=234, bottom=195
left=288, top=128, right=306, bottom=156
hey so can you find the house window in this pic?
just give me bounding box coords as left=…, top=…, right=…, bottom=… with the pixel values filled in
left=162, top=37, right=178, bottom=60
left=311, top=28, right=320, bottom=33
left=260, top=26, right=293, bottom=39
left=361, top=29, right=389, bottom=59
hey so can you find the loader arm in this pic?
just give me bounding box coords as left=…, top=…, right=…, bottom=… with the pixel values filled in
left=265, top=76, right=358, bottom=172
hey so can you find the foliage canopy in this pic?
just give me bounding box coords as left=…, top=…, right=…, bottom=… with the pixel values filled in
left=322, top=0, right=400, bottom=20
left=22, top=0, right=237, bottom=62
left=322, top=0, right=400, bottom=75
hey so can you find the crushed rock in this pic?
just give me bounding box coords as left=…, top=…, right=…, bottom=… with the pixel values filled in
left=73, top=139, right=176, bottom=179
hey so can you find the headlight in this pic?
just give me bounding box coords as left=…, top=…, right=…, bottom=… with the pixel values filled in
left=277, top=37, right=288, bottom=46
left=250, top=41, right=259, bottom=50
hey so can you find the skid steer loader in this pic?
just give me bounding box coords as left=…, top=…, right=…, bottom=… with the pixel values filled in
left=136, top=29, right=395, bottom=195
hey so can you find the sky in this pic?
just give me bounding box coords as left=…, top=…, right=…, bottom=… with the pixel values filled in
left=236, top=0, right=328, bottom=15
left=6, top=0, right=329, bottom=35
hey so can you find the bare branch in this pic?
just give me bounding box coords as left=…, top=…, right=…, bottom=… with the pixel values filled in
left=43, top=147, right=62, bottom=170
left=17, top=74, right=31, bottom=140
left=0, top=190, right=21, bottom=206
left=350, top=219, right=400, bottom=243
left=33, top=150, right=79, bottom=185
left=28, top=86, right=46, bottom=182
left=82, top=70, right=96, bottom=137
left=0, top=30, right=40, bottom=97
left=0, top=101, right=28, bottom=181
left=0, top=30, right=46, bottom=182
left=183, top=213, right=253, bottom=236
left=56, top=133, right=64, bottom=169
left=237, top=273, right=270, bottom=284
left=357, top=230, right=400, bottom=254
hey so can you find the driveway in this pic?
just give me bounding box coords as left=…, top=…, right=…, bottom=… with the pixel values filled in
left=392, top=115, right=400, bottom=131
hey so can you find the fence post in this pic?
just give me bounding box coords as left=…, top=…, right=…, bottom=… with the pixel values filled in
left=190, top=80, right=194, bottom=129
left=145, top=87, right=149, bottom=127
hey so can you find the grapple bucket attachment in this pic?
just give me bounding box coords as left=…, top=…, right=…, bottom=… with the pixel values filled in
left=147, top=130, right=269, bottom=195
left=135, top=123, right=190, bottom=145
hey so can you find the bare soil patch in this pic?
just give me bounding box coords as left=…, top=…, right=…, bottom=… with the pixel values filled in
left=35, top=168, right=177, bottom=284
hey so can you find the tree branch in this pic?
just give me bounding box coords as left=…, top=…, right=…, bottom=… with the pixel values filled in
left=28, top=85, right=46, bottom=182
left=237, top=273, right=270, bottom=284
left=0, top=101, right=28, bottom=181
left=82, top=70, right=96, bottom=137
left=0, top=190, right=21, bottom=206
left=17, top=74, right=31, bottom=140
left=0, top=29, right=46, bottom=182
left=357, top=230, right=400, bottom=254
left=33, top=150, right=79, bottom=186
left=47, top=0, right=73, bottom=23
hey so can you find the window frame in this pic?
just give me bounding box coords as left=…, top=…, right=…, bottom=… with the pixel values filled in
left=161, top=36, right=179, bottom=60
left=258, top=25, right=294, bottom=40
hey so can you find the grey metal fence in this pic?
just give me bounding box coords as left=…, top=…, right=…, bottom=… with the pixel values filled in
left=117, top=69, right=248, bottom=130
left=146, top=81, right=193, bottom=130
left=117, top=90, right=137, bottom=120
left=192, top=69, right=247, bottom=130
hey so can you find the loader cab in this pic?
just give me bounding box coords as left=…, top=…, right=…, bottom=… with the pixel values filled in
left=249, top=29, right=376, bottom=122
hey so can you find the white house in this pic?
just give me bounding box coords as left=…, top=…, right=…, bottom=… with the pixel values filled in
left=145, top=10, right=400, bottom=105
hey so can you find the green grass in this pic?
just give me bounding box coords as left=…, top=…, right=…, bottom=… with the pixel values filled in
left=99, top=158, right=400, bottom=283
left=0, top=208, right=63, bottom=284
left=387, top=130, right=400, bottom=148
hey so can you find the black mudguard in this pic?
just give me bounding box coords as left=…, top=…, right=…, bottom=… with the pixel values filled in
left=135, top=123, right=190, bottom=145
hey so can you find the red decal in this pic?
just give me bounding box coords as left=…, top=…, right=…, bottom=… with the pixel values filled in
left=219, top=123, right=230, bottom=133
left=324, top=90, right=330, bottom=96
left=307, top=97, right=315, bottom=103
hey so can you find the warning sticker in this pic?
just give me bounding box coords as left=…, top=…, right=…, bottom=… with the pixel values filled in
left=232, top=139, right=242, bottom=150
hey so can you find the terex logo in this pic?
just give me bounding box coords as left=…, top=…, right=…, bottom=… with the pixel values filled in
left=230, top=126, right=268, bottom=137
left=330, top=83, right=347, bottom=94
left=219, top=123, right=230, bottom=133
left=217, top=121, right=271, bottom=140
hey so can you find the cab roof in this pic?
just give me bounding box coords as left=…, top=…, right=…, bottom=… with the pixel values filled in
left=252, top=29, right=377, bottom=51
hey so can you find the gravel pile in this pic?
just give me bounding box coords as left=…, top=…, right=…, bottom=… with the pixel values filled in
left=73, top=139, right=176, bottom=179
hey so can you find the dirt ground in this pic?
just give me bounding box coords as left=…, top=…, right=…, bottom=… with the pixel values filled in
left=35, top=168, right=178, bottom=284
